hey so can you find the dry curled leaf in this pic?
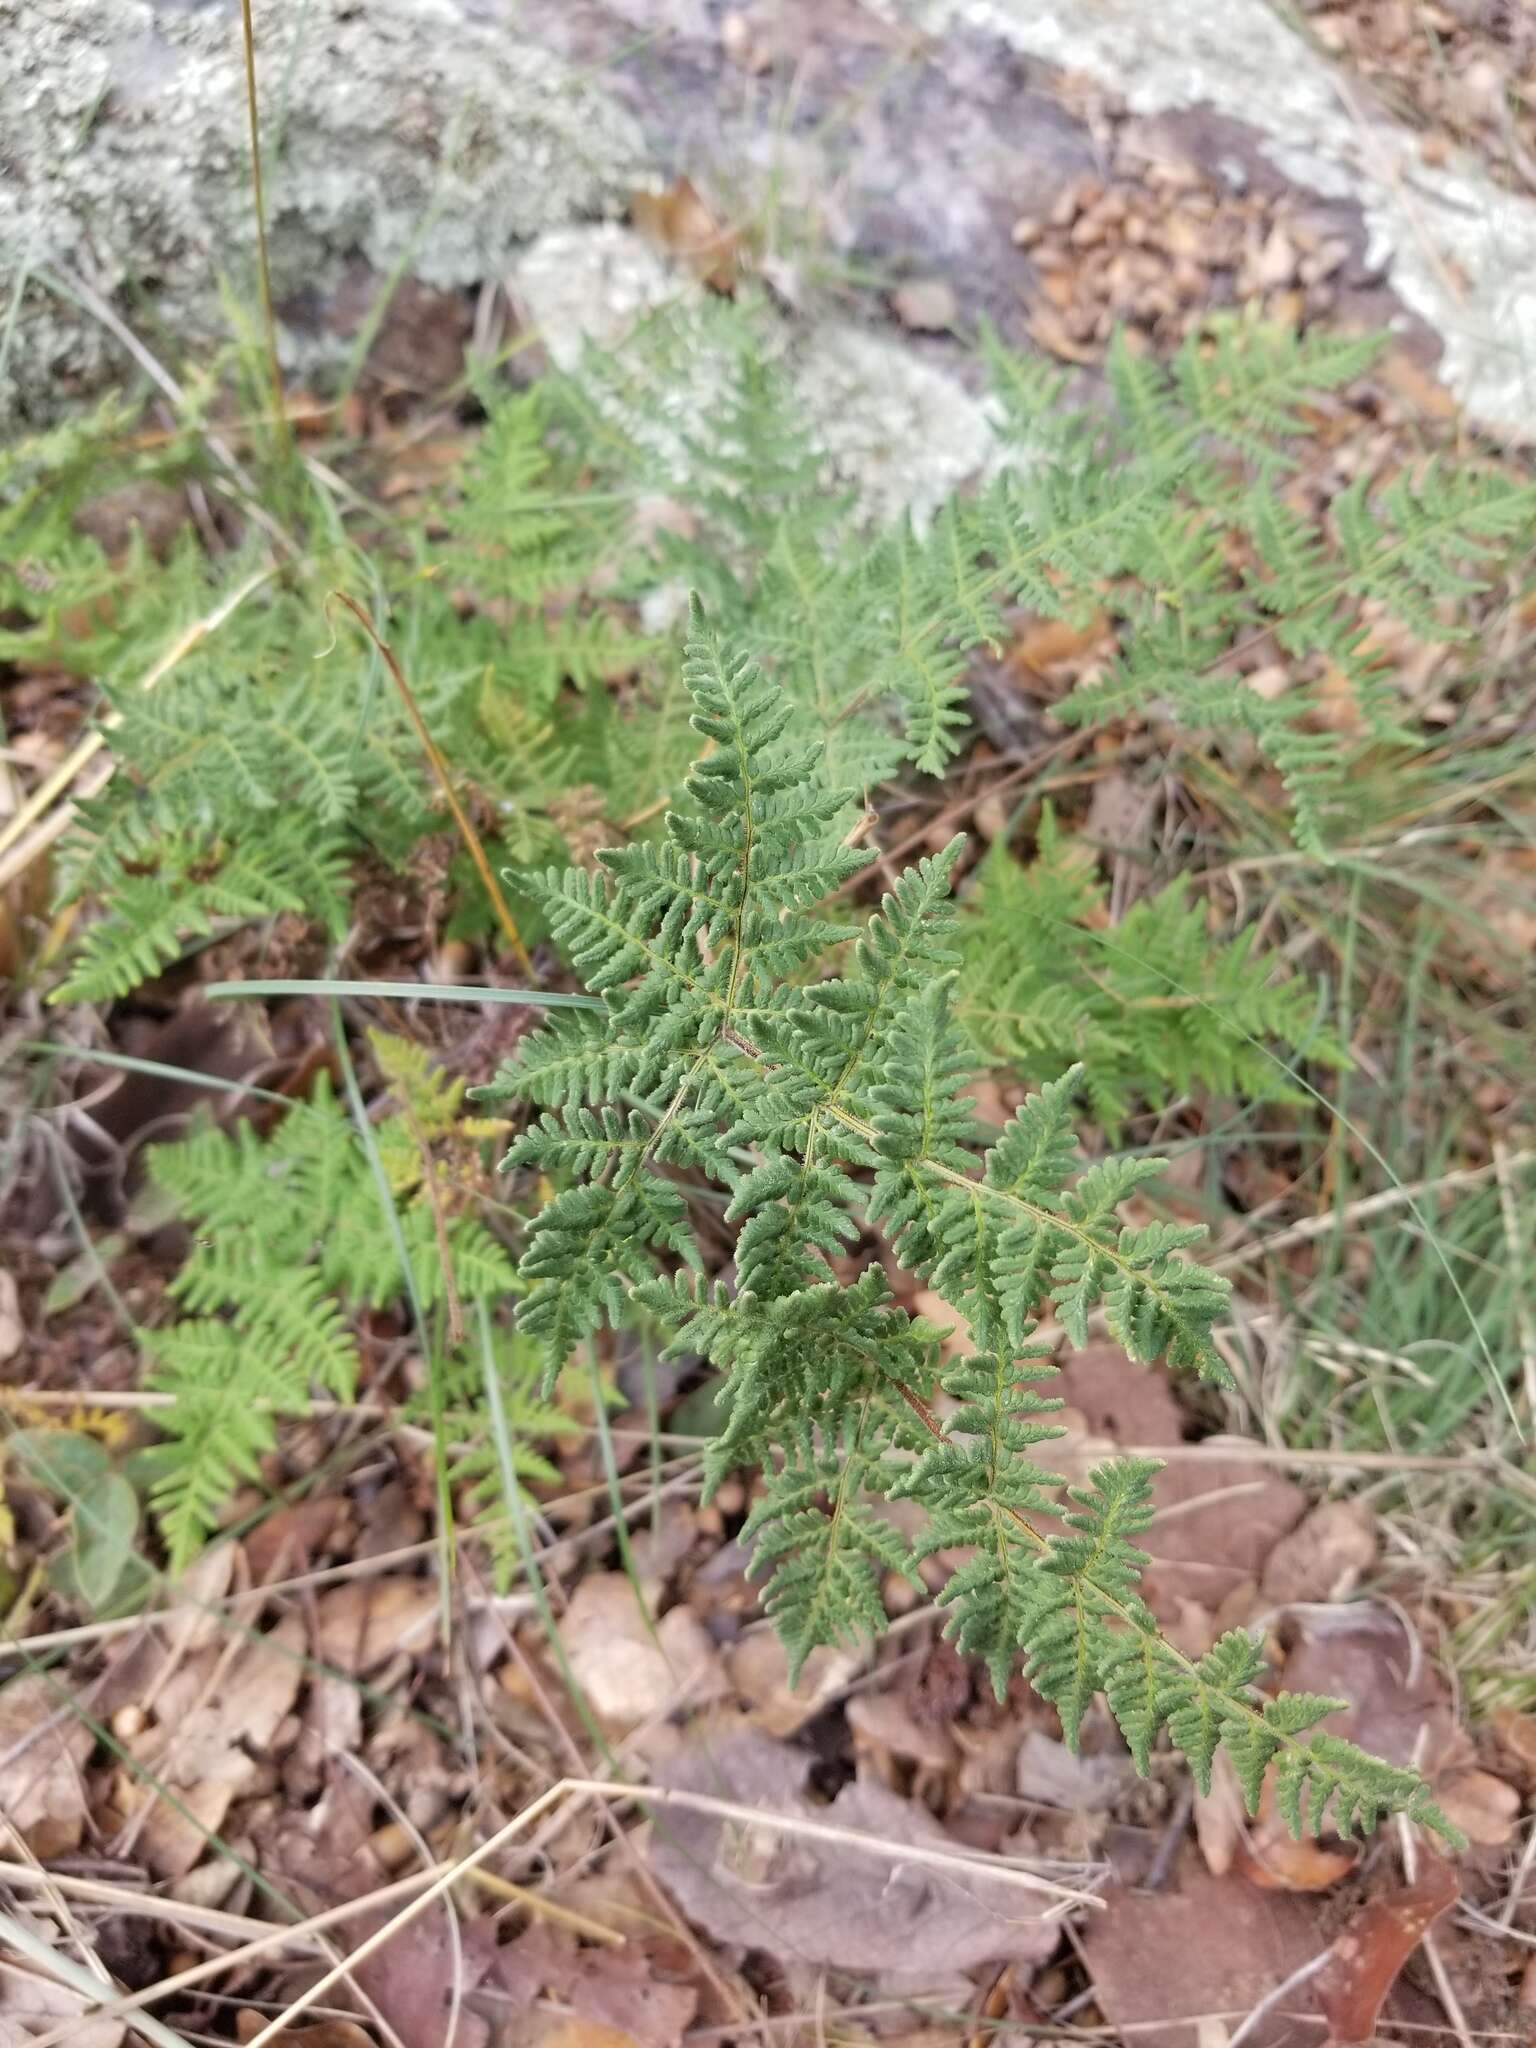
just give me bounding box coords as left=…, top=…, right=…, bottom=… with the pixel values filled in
left=1261, top=1500, right=1378, bottom=1606
left=644, top=1729, right=1058, bottom=1988
left=1430, top=1768, right=1521, bottom=1848
left=558, top=1573, right=725, bottom=1731
left=1314, top=1854, right=1459, bottom=2045
left=892, top=278, right=959, bottom=331
left=630, top=177, right=738, bottom=291
left=310, top=1575, right=437, bottom=1675
left=0, top=1673, right=94, bottom=1856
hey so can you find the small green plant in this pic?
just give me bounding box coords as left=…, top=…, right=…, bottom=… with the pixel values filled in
left=484, top=602, right=1460, bottom=1846
left=27, top=313, right=1536, bottom=1003
left=5, top=1425, right=148, bottom=1614
left=138, top=1030, right=546, bottom=1567
left=957, top=802, right=1347, bottom=1137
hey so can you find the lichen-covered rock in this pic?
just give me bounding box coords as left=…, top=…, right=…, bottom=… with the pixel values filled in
left=0, top=0, right=648, bottom=424
left=510, top=224, right=998, bottom=527
left=872, top=0, right=1536, bottom=440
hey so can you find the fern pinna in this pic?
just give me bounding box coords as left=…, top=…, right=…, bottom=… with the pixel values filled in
left=485, top=600, right=1459, bottom=1848
left=957, top=802, right=1346, bottom=1139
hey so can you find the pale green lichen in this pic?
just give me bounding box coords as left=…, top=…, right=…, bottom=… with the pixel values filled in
left=0, top=0, right=648, bottom=424
left=511, top=224, right=998, bottom=529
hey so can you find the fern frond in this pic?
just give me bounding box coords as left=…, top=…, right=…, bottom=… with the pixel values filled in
left=957, top=805, right=1346, bottom=1136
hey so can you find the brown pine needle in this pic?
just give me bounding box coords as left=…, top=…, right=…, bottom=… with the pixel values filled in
left=326, top=591, right=532, bottom=971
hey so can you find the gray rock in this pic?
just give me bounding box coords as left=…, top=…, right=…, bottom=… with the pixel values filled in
left=872, top=0, right=1536, bottom=440
left=510, top=223, right=999, bottom=528
left=0, top=0, right=647, bottom=424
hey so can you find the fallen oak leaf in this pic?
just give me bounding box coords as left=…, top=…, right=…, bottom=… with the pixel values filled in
left=1430, top=1768, right=1521, bottom=1849
left=1314, top=1853, right=1459, bottom=2045
left=495, top=1920, right=697, bottom=2048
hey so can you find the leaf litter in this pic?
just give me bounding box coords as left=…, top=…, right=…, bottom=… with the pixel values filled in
left=2, top=12, right=1534, bottom=2047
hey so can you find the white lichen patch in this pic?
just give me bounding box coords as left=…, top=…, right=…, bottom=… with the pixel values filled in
left=0, top=0, right=647, bottom=423
left=511, top=224, right=997, bottom=528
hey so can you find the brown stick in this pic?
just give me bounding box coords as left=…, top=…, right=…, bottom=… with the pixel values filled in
left=327, top=591, right=532, bottom=970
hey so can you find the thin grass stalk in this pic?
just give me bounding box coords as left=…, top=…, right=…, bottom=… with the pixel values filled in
left=237, top=0, right=293, bottom=467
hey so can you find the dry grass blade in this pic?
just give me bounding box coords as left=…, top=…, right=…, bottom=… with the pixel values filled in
left=0, top=1903, right=194, bottom=2048
left=237, top=0, right=292, bottom=469
left=326, top=591, right=531, bottom=970
left=557, top=1777, right=1102, bottom=1912
left=0, top=563, right=282, bottom=891
left=1212, top=1151, right=1536, bottom=1273
left=241, top=1779, right=575, bottom=2047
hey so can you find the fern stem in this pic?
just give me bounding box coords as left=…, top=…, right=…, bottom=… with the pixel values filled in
left=327, top=592, right=532, bottom=970
left=724, top=1022, right=1202, bottom=1353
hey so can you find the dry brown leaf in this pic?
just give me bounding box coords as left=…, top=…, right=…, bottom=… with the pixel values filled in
left=892, top=278, right=959, bottom=331
left=1054, top=1349, right=1308, bottom=1616
left=263, top=1782, right=500, bottom=2048
left=0, top=1673, right=94, bottom=1855
left=1016, top=1728, right=1135, bottom=1812
left=907, top=1288, right=975, bottom=1358
left=1260, top=1500, right=1378, bottom=1606
left=1244, top=663, right=1291, bottom=702
left=727, top=1629, right=857, bottom=1736
left=1084, top=771, right=1147, bottom=853
left=310, top=1576, right=438, bottom=1674
left=1467, top=848, right=1536, bottom=956
left=1082, top=1860, right=1322, bottom=2048
left=630, top=177, right=738, bottom=292
left=127, top=1612, right=306, bottom=1877
left=1492, top=1706, right=1536, bottom=1790
left=1006, top=611, right=1114, bottom=691
left=239, top=2027, right=373, bottom=2048
left=1191, top=1746, right=1247, bottom=1878
left=1234, top=1825, right=1358, bottom=1892
left=1025, top=302, right=1100, bottom=365
left=350, top=1911, right=501, bottom=2048
left=0, top=1910, right=124, bottom=2047
left=160, top=1539, right=237, bottom=1654
left=496, top=1920, right=697, bottom=2048
left=558, top=1574, right=726, bottom=1730
left=244, top=1496, right=345, bottom=1585
left=1431, top=1768, right=1521, bottom=1847
left=529, top=2024, right=641, bottom=2048
left=645, top=1729, right=1058, bottom=1987
left=847, top=1689, right=959, bottom=1770
left=1314, top=1854, right=1459, bottom=2045
left=1276, top=1603, right=1459, bottom=1776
